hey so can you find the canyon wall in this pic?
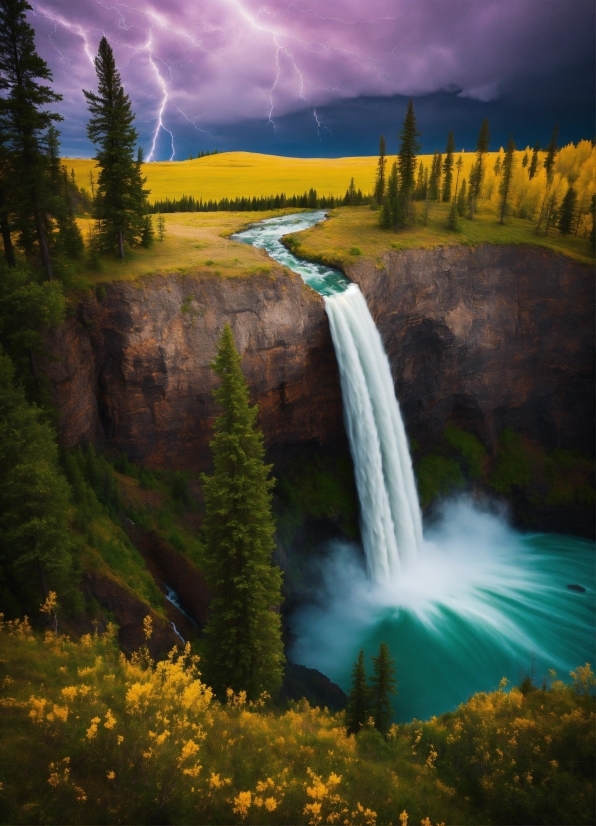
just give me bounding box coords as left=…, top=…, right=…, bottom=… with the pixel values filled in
left=349, top=245, right=595, bottom=455
left=45, top=244, right=594, bottom=467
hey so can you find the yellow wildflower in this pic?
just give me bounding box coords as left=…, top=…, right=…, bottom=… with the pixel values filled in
left=117, top=735, right=124, bottom=745
left=61, top=686, right=78, bottom=703
left=86, top=716, right=101, bottom=739
left=233, top=791, right=252, bottom=818
left=399, top=811, right=409, bottom=826
left=107, top=770, right=115, bottom=780
left=143, top=615, right=153, bottom=641
left=264, top=797, right=278, bottom=812
left=104, top=709, right=116, bottom=729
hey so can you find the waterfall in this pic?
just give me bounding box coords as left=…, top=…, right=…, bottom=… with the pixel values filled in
left=324, top=283, right=423, bottom=582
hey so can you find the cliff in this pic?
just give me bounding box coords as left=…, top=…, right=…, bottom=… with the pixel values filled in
left=347, top=244, right=594, bottom=456
left=45, top=245, right=594, bottom=466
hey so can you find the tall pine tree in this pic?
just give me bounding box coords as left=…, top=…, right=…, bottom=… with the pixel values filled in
left=369, top=642, right=397, bottom=737
left=397, top=99, right=421, bottom=226
left=345, top=649, right=370, bottom=736
left=468, top=118, right=490, bottom=219
left=442, top=131, right=455, bottom=202
left=498, top=136, right=516, bottom=224
left=374, top=135, right=387, bottom=205
left=0, top=0, right=63, bottom=278
left=528, top=142, right=540, bottom=179
left=83, top=37, right=149, bottom=258
left=543, top=125, right=558, bottom=183
left=200, top=325, right=284, bottom=701
left=557, top=186, right=577, bottom=235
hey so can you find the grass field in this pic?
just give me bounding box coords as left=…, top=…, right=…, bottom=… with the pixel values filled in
left=66, top=152, right=379, bottom=202
left=71, top=210, right=295, bottom=289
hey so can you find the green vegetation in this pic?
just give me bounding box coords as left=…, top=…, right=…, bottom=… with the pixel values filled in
left=200, top=325, right=284, bottom=701
left=417, top=455, right=465, bottom=508
left=83, top=37, right=149, bottom=258
left=0, top=618, right=593, bottom=825
left=345, top=643, right=397, bottom=738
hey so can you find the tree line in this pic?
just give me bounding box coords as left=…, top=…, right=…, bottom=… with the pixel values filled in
left=149, top=182, right=368, bottom=214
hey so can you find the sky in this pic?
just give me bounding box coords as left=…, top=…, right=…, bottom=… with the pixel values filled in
left=28, top=0, right=595, bottom=159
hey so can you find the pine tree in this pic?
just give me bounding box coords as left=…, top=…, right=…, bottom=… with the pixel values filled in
left=468, top=118, right=490, bottom=219
left=369, top=642, right=397, bottom=737
left=543, top=125, right=558, bottom=183
left=557, top=186, right=577, bottom=235
left=83, top=37, right=150, bottom=258
left=345, top=649, right=370, bottom=736
left=457, top=176, right=467, bottom=216
left=156, top=214, right=166, bottom=241
left=428, top=153, right=440, bottom=200
left=441, top=131, right=455, bottom=201
left=0, top=0, right=64, bottom=279
left=528, top=143, right=540, bottom=179
left=374, top=135, right=387, bottom=205
left=397, top=99, right=421, bottom=226
left=200, top=325, right=284, bottom=701
left=521, top=151, right=529, bottom=169
left=498, top=136, right=516, bottom=224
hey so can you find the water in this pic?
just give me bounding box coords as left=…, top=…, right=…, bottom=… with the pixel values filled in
left=235, top=211, right=595, bottom=720
left=232, top=211, right=350, bottom=296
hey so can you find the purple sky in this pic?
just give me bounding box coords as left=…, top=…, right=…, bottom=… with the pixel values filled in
left=29, top=0, right=595, bottom=158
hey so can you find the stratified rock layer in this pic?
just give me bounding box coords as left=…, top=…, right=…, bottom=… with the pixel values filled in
left=45, top=245, right=594, bottom=466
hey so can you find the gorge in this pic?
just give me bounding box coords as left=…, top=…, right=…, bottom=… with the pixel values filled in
left=41, top=213, right=595, bottom=718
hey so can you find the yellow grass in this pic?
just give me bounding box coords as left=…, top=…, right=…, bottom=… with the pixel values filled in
left=73, top=210, right=297, bottom=287
left=66, top=152, right=379, bottom=202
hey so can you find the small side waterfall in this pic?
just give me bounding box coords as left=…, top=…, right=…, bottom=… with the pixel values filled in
left=324, top=284, right=423, bottom=581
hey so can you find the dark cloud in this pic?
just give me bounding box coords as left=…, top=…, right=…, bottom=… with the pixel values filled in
left=27, top=0, right=594, bottom=158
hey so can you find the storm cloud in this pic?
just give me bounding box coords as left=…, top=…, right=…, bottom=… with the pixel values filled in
left=28, top=0, right=595, bottom=158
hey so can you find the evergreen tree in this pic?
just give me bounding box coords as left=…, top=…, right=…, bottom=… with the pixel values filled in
left=521, top=151, right=529, bottom=169
left=374, top=135, right=387, bottom=205
left=414, top=162, right=425, bottom=201
left=0, top=347, right=74, bottom=617
left=441, top=131, right=455, bottom=201
left=200, top=325, right=284, bottom=701
left=543, top=124, right=558, bottom=183
left=397, top=99, right=421, bottom=226
left=498, top=136, right=516, bottom=224
left=0, top=0, right=63, bottom=279
left=457, top=176, right=467, bottom=216
left=428, top=153, right=440, bottom=200
left=345, top=649, right=370, bottom=736
left=0, top=131, right=15, bottom=266
left=468, top=118, right=490, bottom=218
left=369, top=642, right=397, bottom=737
left=83, top=37, right=149, bottom=258
left=557, top=186, right=577, bottom=235
left=156, top=214, right=166, bottom=241
left=528, top=142, right=540, bottom=179
left=493, top=154, right=502, bottom=176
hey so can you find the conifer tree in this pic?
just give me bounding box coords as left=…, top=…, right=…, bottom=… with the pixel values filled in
left=521, top=151, right=529, bottom=169
left=397, top=99, right=421, bottom=226
left=83, top=37, right=149, bottom=258
left=441, top=131, right=455, bottom=201
left=557, top=185, right=577, bottom=235
left=498, top=136, right=516, bottom=224
left=374, top=135, right=387, bottom=205
left=457, top=176, right=467, bottom=216
left=468, top=118, right=490, bottom=218
left=528, top=142, right=540, bottom=179
left=543, top=124, right=559, bottom=183
left=0, top=0, right=63, bottom=278
left=345, top=649, right=370, bottom=736
left=200, top=325, right=284, bottom=701
left=428, top=153, right=440, bottom=200
left=369, top=642, right=397, bottom=737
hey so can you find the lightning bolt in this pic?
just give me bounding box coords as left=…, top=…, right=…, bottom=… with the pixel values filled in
left=32, top=0, right=409, bottom=156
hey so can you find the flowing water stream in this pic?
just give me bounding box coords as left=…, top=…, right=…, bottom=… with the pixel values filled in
left=233, top=211, right=595, bottom=721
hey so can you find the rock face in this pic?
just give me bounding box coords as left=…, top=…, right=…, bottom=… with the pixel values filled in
left=45, top=245, right=594, bottom=468
left=45, top=268, right=344, bottom=470
left=347, top=245, right=594, bottom=455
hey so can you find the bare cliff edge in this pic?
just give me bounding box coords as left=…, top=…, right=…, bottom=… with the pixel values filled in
left=44, top=245, right=594, bottom=469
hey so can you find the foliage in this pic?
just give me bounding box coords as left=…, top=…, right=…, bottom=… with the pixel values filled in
left=0, top=348, right=75, bottom=618
left=369, top=642, right=397, bottom=737
left=490, top=430, right=533, bottom=495
left=441, top=132, right=455, bottom=202
left=0, top=617, right=593, bottom=825
left=396, top=100, right=421, bottom=226
left=373, top=135, right=386, bottom=205
left=345, top=650, right=370, bottom=736
left=498, top=136, right=516, bottom=223
left=444, top=426, right=486, bottom=480
left=0, top=0, right=65, bottom=278
left=557, top=186, right=577, bottom=235
left=83, top=37, right=149, bottom=258
left=201, top=325, right=284, bottom=701
left=416, top=455, right=464, bottom=508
